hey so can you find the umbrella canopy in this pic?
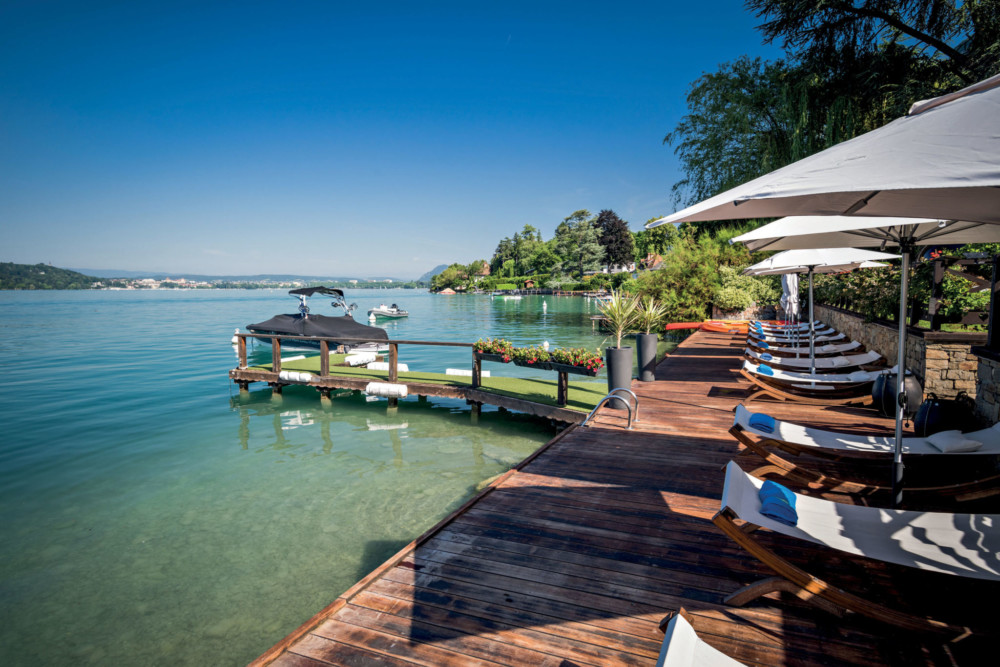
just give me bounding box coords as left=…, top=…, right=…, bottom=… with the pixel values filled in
left=746, top=248, right=898, bottom=372
left=742, top=248, right=901, bottom=275
left=749, top=260, right=889, bottom=276
left=647, top=73, right=1000, bottom=228
left=732, top=216, right=1000, bottom=252
left=780, top=273, right=799, bottom=321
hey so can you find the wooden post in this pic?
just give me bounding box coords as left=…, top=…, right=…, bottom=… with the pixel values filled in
left=320, top=340, right=330, bottom=376
left=272, top=337, right=282, bottom=374
left=387, top=343, right=399, bottom=407
left=557, top=371, right=569, bottom=406
left=238, top=335, right=247, bottom=369
left=472, top=353, right=481, bottom=388
left=989, top=255, right=1000, bottom=351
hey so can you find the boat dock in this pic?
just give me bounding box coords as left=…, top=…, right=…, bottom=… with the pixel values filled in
left=230, top=334, right=608, bottom=424
left=249, top=329, right=993, bottom=666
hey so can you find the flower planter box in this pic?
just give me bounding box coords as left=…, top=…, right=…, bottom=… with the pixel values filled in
left=512, top=359, right=552, bottom=370
left=549, top=362, right=599, bottom=377
left=475, top=352, right=509, bottom=363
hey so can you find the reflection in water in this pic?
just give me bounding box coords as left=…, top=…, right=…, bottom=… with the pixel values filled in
left=231, top=387, right=543, bottom=475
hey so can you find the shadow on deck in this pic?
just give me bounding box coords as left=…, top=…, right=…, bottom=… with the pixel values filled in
left=252, top=329, right=996, bottom=666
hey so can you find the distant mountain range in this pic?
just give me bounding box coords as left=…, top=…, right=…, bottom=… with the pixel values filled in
left=417, top=264, right=449, bottom=283
left=70, top=269, right=413, bottom=282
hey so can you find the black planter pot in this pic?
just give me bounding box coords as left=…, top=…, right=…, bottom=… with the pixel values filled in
left=636, top=333, right=659, bottom=382
left=605, top=346, right=634, bottom=410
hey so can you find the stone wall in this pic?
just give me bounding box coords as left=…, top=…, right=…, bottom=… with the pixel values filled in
left=815, top=304, right=984, bottom=399
left=814, top=305, right=925, bottom=378
left=973, top=349, right=1000, bottom=426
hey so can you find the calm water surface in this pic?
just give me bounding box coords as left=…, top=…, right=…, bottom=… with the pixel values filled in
left=0, top=289, right=616, bottom=666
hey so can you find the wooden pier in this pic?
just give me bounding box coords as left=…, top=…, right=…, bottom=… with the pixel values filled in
left=249, top=329, right=995, bottom=666
left=230, top=334, right=608, bottom=424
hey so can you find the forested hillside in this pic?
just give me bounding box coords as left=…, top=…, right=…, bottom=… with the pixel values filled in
left=0, top=263, right=99, bottom=290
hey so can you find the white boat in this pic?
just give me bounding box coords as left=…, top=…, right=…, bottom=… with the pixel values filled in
left=367, top=303, right=409, bottom=319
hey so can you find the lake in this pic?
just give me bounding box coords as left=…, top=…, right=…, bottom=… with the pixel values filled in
left=0, top=288, right=628, bottom=666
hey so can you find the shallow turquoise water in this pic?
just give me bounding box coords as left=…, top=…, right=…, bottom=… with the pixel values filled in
left=0, top=289, right=615, bottom=666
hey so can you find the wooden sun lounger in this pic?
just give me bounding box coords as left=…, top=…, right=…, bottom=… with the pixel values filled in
left=743, top=347, right=885, bottom=373
left=713, top=462, right=999, bottom=640
left=728, top=405, right=1000, bottom=502
left=748, top=329, right=841, bottom=344
left=738, top=361, right=877, bottom=406
left=746, top=339, right=864, bottom=358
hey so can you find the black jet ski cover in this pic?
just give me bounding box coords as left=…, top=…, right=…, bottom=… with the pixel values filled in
left=247, top=314, right=389, bottom=341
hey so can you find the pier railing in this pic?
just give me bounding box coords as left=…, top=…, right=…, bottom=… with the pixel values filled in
left=235, top=333, right=474, bottom=383
left=233, top=332, right=597, bottom=407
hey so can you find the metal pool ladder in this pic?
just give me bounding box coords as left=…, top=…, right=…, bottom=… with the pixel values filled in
left=581, top=388, right=640, bottom=430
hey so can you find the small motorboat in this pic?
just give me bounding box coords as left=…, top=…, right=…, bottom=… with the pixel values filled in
left=367, top=303, right=409, bottom=319
left=246, top=287, right=389, bottom=350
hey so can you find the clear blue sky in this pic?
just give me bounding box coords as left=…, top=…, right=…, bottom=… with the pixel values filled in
left=1, top=1, right=779, bottom=278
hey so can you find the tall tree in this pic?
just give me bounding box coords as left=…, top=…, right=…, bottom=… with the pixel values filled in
left=553, top=210, right=605, bottom=278
left=749, top=0, right=1000, bottom=85
left=633, top=221, right=676, bottom=261
left=596, top=209, right=635, bottom=268
left=490, top=238, right=514, bottom=275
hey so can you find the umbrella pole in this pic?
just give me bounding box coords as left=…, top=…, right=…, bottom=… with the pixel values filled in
left=892, top=248, right=911, bottom=508
left=808, top=268, right=815, bottom=374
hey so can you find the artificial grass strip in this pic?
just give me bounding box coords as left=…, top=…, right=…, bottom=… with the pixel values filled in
left=250, top=355, right=606, bottom=412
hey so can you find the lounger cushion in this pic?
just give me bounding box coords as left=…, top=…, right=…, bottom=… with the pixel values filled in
left=759, top=480, right=798, bottom=526
left=757, top=364, right=774, bottom=376
left=846, top=370, right=872, bottom=381
left=760, top=353, right=773, bottom=361
left=758, top=341, right=768, bottom=349
left=927, top=430, right=984, bottom=453
left=748, top=413, right=775, bottom=434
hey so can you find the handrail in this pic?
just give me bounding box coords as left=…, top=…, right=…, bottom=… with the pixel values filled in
left=580, top=388, right=640, bottom=430
left=235, top=332, right=473, bottom=347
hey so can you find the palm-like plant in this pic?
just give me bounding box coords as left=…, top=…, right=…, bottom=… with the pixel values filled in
left=635, top=296, right=668, bottom=335
left=597, top=289, right=640, bottom=348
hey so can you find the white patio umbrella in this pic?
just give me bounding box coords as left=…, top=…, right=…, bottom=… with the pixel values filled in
left=745, top=248, right=899, bottom=372
left=780, top=273, right=799, bottom=322
left=647, top=73, right=1000, bottom=506
left=735, top=218, right=1000, bottom=505
left=647, top=73, right=1000, bottom=227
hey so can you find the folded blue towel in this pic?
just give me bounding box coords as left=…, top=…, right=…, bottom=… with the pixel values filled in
left=761, top=353, right=772, bottom=360
left=758, top=341, right=769, bottom=349
left=748, top=413, right=775, bottom=434
left=759, top=480, right=798, bottom=526
left=757, top=364, right=774, bottom=376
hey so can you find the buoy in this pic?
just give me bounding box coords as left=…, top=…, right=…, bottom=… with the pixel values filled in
left=368, top=312, right=376, bottom=322
left=231, top=328, right=239, bottom=344
left=364, top=382, right=408, bottom=398
left=543, top=301, right=547, bottom=311
left=542, top=341, right=549, bottom=351
left=367, top=362, right=409, bottom=372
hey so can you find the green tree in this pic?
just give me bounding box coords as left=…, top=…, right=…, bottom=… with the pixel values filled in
left=552, top=210, right=605, bottom=278
left=526, top=243, right=560, bottom=274
left=430, top=263, right=466, bottom=291
left=634, top=231, right=722, bottom=322
left=750, top=0, right=1000, bottom=85
left=633, top=220, right=676, bottom=262
left=490, top=238, right=514, bottom=275
left=596, top=209, right=635, bottom=268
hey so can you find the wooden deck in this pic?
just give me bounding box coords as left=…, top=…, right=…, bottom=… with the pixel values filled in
left=251, top=329, right=995, bottom=666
